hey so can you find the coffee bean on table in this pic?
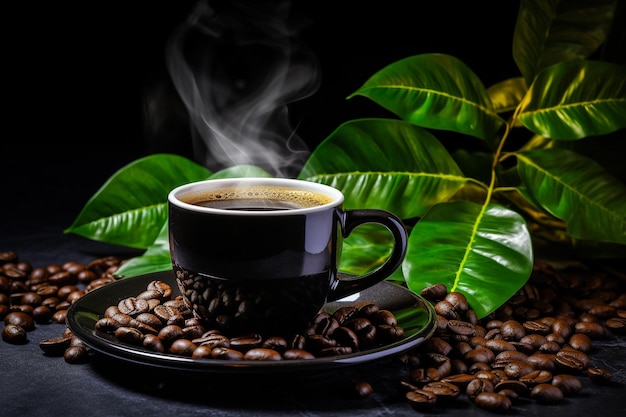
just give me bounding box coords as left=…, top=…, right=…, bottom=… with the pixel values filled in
left=405, top=389, right=437, bottom=411
left=530, top=383, right=564, bottom=403
left=474, top=392, right=512, bottom=412
left=2, top=323, right=27, bottom=344
left=551, top=374, right=583, bottom=394
left=39, top=335, right=72, bottom=356
left=587, top=367, right=613, bottom=384
left=4, top=311, right=35, bottom=331
left=64, top=345, right=90, bottom=364
left=352, top=381, right=373, bottom=399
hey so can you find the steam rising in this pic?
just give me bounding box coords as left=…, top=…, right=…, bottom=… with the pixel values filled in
left=166, top=0, right=320, bottom=178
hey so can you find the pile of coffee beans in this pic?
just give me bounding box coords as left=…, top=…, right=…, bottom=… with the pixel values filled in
left=95, top=279, right=405, bottom=361
left=0, top=250, right=122, bottom=362
left=396, top=260, right=625, bottom=412
left=2, top=249, right=625, bottom=413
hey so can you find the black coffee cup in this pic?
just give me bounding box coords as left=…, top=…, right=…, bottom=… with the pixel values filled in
left=168, top=178, right=407, bottom=336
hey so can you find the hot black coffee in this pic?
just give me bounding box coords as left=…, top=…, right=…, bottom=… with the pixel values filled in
left=179, top=186, right=334, bottom=211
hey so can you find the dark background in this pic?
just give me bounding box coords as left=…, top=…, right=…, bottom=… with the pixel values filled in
left=2, top=0, right=622, bottom=242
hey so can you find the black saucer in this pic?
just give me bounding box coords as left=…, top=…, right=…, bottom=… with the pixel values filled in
left=66, top=271, right=436, bottom=379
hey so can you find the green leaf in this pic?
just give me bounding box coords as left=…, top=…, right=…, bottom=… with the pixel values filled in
left=298, top=119, right=467, bottom=219
left=516, top=148, right=626, bottom=244
left=348, top=53, right=505, bottom=141
left=338, top=224, right=393, bottom=273
left=209, top=165, right=274, bottom=179
left=114, top=222, right=172, bottom=278
left=487, top=77, right=527, bottom=114
left=64, top=153, right=211, bottom=249
left=112, top=164, right=274, bottom=277
left=513, top=0, right=618, bottom=84
left=403, top=201, right=533, bottom=318
left=517, top=61, right=626, bottom=139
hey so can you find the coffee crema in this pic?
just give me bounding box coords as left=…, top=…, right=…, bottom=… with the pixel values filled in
left=179, top=186, right=334, bottom=210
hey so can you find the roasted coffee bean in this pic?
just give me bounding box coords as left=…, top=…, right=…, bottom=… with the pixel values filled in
left=352, top=381, right=373, bottom=399
left=520, top=369, right=553, bottom=387
left=332, top=326, right=359, bottom=350
left=64, top=345, right=89, bottom=364
left=2, top=323, right=27, bottom=344
left=134, top=313, right=164, bottom=329
left=519, top=333, right=547, bottom=350
left=485, top=339, right=516, bottom=353
left=145, top=280, right=173, bottom=299
left=319, top=346, right=352, bottom=356
left=143, top=333, right=165, bottom=353
left=422, top=381, right=460, bottom=402
left=262, top=336, right=287, bottom=352
left=282, top=349, right=315, bottom=360
left=466, top=378, right=494, bottom=399
left=158, top=325, right=185, bottom=346
left=474, top=370, right=502, bottom=385
left=503, top=360, right=535, bottom=379
left=557, top=348, right=590, bottom=369
left=410, top=367, right=440, bottom=385
left=500, top=320, right=526, bottom=341
left=444, top=292, right=469, bottom=313
left=474, top=392, right=511, bottom=412
left=211, top=347, right=245, bottom=360
left=495, top=350, right=528, bottom=362
left=193, top=332, right=230, bottom=349
left=424, top=337, right=453, bottom=356
left=96, top=313, right=125, bottom=330
left=441, top=373, right=474, bottom=390
left=421, top=283, right=447, bottom=301
left=530, top=383, right=563, bottom=403
left=244, top=348, right=281, bottom=361
left=153, top=305, right=185, bottom=326
left=606, top=317, right=626, bottom=334
left=115, top=327, right=144, bottom=346
left=574, top=321, right=607, bottom=339
left=39, top=335, right=72, bottom=356
left=191, top=345, right=212, bottom=358
left=230, top=334, right=263, bottom=352
left=118, top=297, right=150, bottom=316
left=169, top=339, right=197, bottom=356
left=447, top=319, right=475, bottom=336
left=434, top=300, right=457, bottom=320
left=495, top=379, right=528, bottom=396
left=405, top=389, right=437, bottom=411
left=49, top=271, right=76, bottom=287
left=551, top=374, right=583, bottom=394
left=555, top=353, right=585, bottom=372
left=331, top=306, right=358, bottom=324
left=182, top=324, right=205, bottom=340
left=464, top=346, right=495, bottom=364
left=568, top=332, right=593, bottom=352
left=32, top=305, right=53, bottom=324
left=372, top=309, right=397, bottom=326
left=377, top=324, right=404, bottom=340
left=313, top=316, right=339, bottom=336
left=4, top=311, right=35, bottom=331
left=587, top=367, right=612, bottom=384
left=523, top=320, right=551, bottom=334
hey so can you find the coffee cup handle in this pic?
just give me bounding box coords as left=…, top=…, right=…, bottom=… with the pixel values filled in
left=328, top=209, right=408, bottom=301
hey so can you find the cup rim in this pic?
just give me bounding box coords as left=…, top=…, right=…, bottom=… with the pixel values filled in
left=168, top=177, right=344, bottom=216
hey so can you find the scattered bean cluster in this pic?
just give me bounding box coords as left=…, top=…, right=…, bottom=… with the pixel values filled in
left=2, top=249, right=626, bottom=413
left=95, top=279, right=405, bottom=361
left=0, top=250, right=122, bottom=362
left=396, top=260, right=625, bottom=412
